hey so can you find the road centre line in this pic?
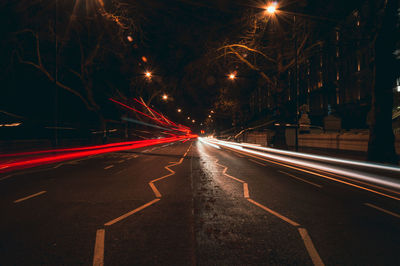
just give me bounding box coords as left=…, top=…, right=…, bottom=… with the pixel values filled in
left=117, top=160, right=125, bottom=163
left=93, top=142, right=192, bottom=263
left=249, top=159, right=267, bottom=166
left=104, top=165, right=114, bottom=170
left=14, top=191, right=47, bottom=203
left=149, top=182, right=161, bottom=198
left=106, top=143, right=192, bottom=224
left=279, top=170, right=323, bottom=188
left=93, top=229, right=105, bottom=266
left=221, top=146, right=400, bottom=201
left=364, top=203, right=400, bottom=219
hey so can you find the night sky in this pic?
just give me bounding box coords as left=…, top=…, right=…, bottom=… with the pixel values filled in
left=0, top=0, right=365, bottom=132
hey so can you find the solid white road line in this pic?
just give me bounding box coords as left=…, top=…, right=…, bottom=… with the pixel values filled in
left=249, top=159, right=267, bottom=166
left=104, top=199, right=160, bottom=226
left=364, top=203, right=400, bottom=219
left=298, top=228, right=325, bottom=266
left=104, top=165, right=114, bottom=170
left=92, top=229, right=105, bottom=266
left=279, top=170, right=323, bottom=188
left=13, top=191, right=47, bottom=203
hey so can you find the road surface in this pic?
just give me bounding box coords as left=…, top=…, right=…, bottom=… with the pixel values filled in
left=0, top=139, right=399, bottom=265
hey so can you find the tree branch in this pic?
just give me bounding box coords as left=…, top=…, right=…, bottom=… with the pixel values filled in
left=15, top=49, right=93, bottom=111
left=219, top=44, right=276, bottom=62
left=229, top=47, right=274, bottom=85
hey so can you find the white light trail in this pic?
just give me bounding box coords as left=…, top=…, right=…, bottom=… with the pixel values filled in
left=215, top=140, right=400, bottom=173
left=202, top=138, right=400, bottom=191
left=198, top=137, right=220, bottom=149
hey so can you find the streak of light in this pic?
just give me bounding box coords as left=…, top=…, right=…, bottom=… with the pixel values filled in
left=0, top=139, right=165, bottom=159
left=110, top=98, right=170, bottom=127
left=133, top=98, right=180, bottom=128
left=223, top=141, right=400, bottom=173
left=198, top=137, right=220, bottom=149
left=121, top=117, right=174, bottom=131
left=203, top=138, right=400, bottom=192
left=0, top=136, right=196, bottom=174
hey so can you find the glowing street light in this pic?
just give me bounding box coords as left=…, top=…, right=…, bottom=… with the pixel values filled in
left=187, top=116, right=190, bottom=120
left=266, top=2, right=277, bottom=14
left=192, top=119, right=195, bottom=123
left=177, top=108, right=182, bottom=112
left=228, top=73, right=236, bottom=80
left=208, top=115, right=212, bottom=118
left=210, top=110, right=214, bottom=113
left=162, top=94, right=168, bottom=100
left=145, top=71, right=152, bottom=78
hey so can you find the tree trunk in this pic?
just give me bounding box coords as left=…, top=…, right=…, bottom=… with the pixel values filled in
left=367, top=0, right=399, bottom=164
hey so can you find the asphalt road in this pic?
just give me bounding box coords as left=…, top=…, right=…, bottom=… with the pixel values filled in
left=0, top=139, right=399, bottom=265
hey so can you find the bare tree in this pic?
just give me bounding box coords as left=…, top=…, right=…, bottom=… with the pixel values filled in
left=13, top=0, right=139, bottom=131
left=213, top=9, right=322, bottom=121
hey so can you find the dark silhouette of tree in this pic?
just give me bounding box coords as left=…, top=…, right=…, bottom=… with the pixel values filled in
left=11, top=0, right=140, bottom=131
left=367, top=0, right=399, bottom=164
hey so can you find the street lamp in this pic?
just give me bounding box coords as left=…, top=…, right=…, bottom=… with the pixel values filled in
left=228, top=73, right=236, bottom=80
left=145, top=71, right=152, bottom=79
left=162, top=94, right=168, bottom=100
left=266, top=2, right=277, bottom=14
left=265, top=2, right=300, bottom=151
left=192, top=119, right=195, bottom=123
left=177, top=108, right=182, bottom=113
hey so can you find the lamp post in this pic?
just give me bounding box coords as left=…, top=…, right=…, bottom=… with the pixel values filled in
left=266, top=2, right=299, bottom=151
left=294, top=14, right=299, bottom=152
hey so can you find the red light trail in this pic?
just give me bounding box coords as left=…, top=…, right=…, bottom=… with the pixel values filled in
left=0, top=135, right=197, bottom=174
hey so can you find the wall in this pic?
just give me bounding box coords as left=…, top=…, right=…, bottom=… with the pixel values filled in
left=243, top=131, right=400, bottom=155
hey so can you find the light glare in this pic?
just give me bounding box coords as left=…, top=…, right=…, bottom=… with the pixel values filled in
left=266, top=2, right=277, bottom=14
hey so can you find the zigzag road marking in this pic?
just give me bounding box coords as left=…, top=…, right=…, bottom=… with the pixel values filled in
left=92, top=142, right=193, bottom=266
left=209, top=156, right=324, bottom=266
